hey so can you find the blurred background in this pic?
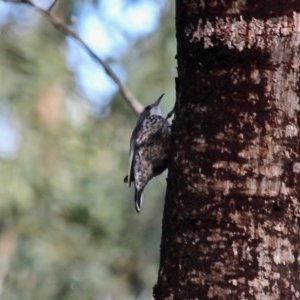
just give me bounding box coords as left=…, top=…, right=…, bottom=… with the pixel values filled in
left=0, top=0, right=175, bottom=299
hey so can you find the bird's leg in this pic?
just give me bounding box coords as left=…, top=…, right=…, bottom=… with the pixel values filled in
left=165, top=107, right=175, bottom=120
left=161, top=105, right=175, bottom=130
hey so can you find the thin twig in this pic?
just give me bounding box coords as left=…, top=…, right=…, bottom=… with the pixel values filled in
left=4, top=0, right=144, bottom=115
left=47, top=0, right=57, bottom=12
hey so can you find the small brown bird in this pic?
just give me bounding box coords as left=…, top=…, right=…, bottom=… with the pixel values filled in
left=124, top=94, right=171, bottom=213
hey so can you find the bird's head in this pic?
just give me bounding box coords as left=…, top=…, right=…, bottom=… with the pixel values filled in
left=137, top=93, right=164, bottom=124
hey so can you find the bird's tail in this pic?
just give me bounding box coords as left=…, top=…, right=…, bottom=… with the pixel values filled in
left=134, top=189, right=144, bottom=213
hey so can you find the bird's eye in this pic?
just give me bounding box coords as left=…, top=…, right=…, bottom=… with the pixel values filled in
left=145, top=105, right=151, bottom=111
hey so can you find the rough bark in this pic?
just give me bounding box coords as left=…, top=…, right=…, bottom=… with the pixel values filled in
left=155, top=1, right=300, bottom=299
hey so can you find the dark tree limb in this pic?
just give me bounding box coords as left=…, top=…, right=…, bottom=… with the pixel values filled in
left=155, top=1, right=300, bottom=299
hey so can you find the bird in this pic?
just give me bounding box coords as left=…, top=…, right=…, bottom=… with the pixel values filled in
left=124, top=93, right=171, bottom=213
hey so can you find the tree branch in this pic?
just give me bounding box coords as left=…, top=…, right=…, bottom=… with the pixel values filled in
left=47, top=0, right=57, bottom=12
left=4, top=0, right=144, bottom=115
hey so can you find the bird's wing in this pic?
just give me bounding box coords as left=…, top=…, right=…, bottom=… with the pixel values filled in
left=127, top=130, right=137, bottom=187
left=127, top=116, right=163, bottom=187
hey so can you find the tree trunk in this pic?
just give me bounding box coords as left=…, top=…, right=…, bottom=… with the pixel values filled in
left=154, top=1, right=300, bottom=299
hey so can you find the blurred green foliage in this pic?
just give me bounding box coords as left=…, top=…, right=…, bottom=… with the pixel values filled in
left=0, top=0, right=175, bottom=299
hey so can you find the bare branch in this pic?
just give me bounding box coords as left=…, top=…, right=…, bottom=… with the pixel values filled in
left=4, top=0, right=144, bottom=115
left=47, top=0, right=57, bottom=12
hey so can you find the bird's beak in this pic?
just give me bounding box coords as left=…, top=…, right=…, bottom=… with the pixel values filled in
left=154, top=93, right=165, bottom=107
